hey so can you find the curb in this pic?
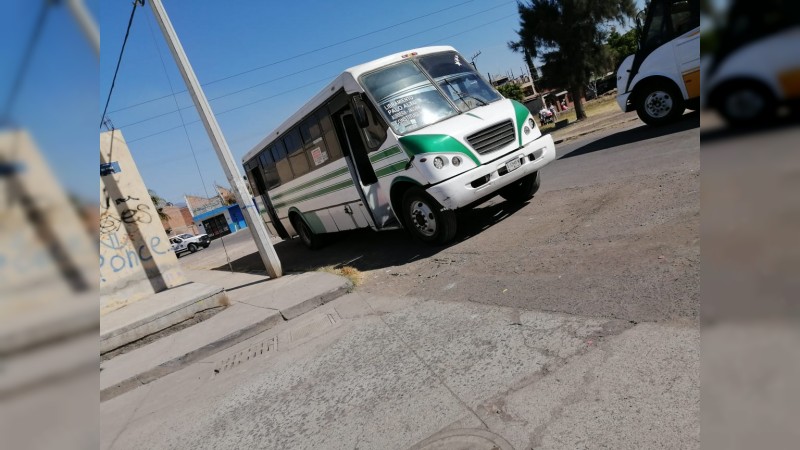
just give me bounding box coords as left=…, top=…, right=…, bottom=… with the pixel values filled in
left=100, top=279, right=352, bottom=402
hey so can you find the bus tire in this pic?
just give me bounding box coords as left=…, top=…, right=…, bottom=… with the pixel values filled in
left=402, top=187, right=457, bottom=245
left=635, top=79, right=684, bottom=126
left=291, top=214, right=323, bottom=250
left=712, top=80, right=776, bottom=127
left=188, top=243, right=198, bottom=253
left=500, top=171, right=540, bottom=203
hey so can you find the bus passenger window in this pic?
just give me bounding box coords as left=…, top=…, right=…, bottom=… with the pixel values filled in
left=271, top=141, right=294, bottom=184
left=669, top=0, right=698, bottom=36
left=260, top=149, right=281, bottom=189
left=285, top=129, right=311, bottom=177
left=301, top=115, right=331, bottom=168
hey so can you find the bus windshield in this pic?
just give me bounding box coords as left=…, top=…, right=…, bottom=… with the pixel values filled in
left=418, top=51, right=501, bottom=112
left=361, top=52, right=501, bottom=135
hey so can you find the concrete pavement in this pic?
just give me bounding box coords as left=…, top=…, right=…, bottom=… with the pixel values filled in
left=100, top=268, right=352, bottom=402
left=100, top=292, right=698, bottom=449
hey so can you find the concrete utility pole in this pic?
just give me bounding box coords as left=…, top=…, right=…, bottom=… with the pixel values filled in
left=149, top=0, right=282, bottom=278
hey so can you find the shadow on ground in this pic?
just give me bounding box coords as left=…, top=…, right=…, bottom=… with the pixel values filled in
left=213, top=198, right=528, bottom=274
left=700, top=114, right=799, bottom=144
left=559, top=111, right=700, bottom=160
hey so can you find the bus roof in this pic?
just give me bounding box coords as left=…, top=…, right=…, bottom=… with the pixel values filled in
left=241, top=46, right=456, bottom=164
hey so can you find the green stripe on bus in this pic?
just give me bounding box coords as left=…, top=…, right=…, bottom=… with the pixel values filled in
left=270, top=166, right=350, bottom=201
left=398, top=134, right=480, bottom=165
left=368, top=145, right=402, bottom=163
left=511, top=100, right=529, bottom=147
left=273, top=178, right=355, bottom=209
left=375, top=160, right=408, bottom=178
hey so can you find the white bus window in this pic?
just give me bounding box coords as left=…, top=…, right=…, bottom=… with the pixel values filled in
left=361, top=61, right=458, bottom=135
left=272, top=140, right=294, bottom=184
left=285, top=129, right=311, bottom=177
left=418, top=51, right=501, bottom=112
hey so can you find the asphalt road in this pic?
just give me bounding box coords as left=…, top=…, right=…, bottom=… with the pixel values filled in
left=182, top=112, right=700, bottom=323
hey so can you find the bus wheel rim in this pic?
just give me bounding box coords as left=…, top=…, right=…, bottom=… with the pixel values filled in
left=410, top=200, right=437, bottom=237
left=725, top=89, right=764, bottom=119
left=644, top=90, right=672, bottom=118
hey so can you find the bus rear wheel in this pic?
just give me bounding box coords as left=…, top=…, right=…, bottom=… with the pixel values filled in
left=635, top=80, right=684, bottom=126
left=500, top=171, right=540, bottom=203
left=402, top=187, right=457, bottom=245
left=292, top=215, right=323, bottom=250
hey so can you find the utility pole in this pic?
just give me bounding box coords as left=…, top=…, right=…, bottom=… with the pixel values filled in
left=470, top=51, right=481, bottom=71
left=149, top=0, right=282, bottom=278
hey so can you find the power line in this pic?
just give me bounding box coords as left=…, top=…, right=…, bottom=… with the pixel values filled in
left=124, top=10, right=518, bottom=145
left=116, top=2, right=516, bottom=130
left=108, top=0, right=505, bottom=115
left=143, top=7, right=212, bottom=199
left=100, top=0, right=144, bottom=129
left=2, top=1, right=52, bottom=123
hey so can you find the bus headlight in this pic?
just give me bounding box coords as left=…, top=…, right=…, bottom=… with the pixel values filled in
left=523, top=126, right=531, bottom=135
left=433, top=156, right=446, bottom=169
left=451, top=156, right=462, bottom=167
left=528, top=118, right=535, bottom=128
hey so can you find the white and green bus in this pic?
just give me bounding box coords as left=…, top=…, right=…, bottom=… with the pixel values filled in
left=242, top=46, right=556, bottom=248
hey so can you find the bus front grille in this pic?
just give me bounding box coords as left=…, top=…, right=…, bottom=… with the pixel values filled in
left=466, top=120, right=515, bottom=155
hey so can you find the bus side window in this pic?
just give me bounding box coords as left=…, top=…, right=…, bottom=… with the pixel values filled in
left=362, top=101, right=387, bottom=151
left=317, top=108, right=343, bottom=161
left=643, top=0, right=667, bottom=49
left=259, top=149, right=281, bottom=189
left=300, top=115, right=331, bottom=168
left=272, top=140, right=294, bottom=184
left=669, top=0, right=698, bottom=36
left=285, top=128, right=311, bottom=178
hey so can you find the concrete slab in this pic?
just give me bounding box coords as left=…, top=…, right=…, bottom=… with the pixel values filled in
left=100, top=302, right=282, bottom=402
left=100, top=270, right=352, bottom=402
left=100, top=282, right=226, bottom=354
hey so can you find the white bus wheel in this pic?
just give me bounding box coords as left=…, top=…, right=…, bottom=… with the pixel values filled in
left=291, top=215, right=323, bottom=250
left=401, top=187, right=457, bottom=245
left=635, top=80, right=684, bottom=126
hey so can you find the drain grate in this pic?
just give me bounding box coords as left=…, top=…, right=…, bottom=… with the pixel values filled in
left=214, top=336, right=277, bottom=375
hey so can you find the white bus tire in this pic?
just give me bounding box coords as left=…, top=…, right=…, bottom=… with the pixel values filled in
left=402, top=187, right=457, bottom=245
left=634, top=79, right=685, bottom=126
left=500, top=171, right=540, bottom=203
left=291, top=214, right=323, bottom=250
left=711, top=80, right=776, bottom=127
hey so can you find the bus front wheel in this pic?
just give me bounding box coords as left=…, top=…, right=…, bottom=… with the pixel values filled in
left=402, top=187, right=457, bottom=245
left=292, top=215, right=323, bottom=250
left=635, top=80, right=684, bottom=126
left=500, top=171, right=540, bottom=203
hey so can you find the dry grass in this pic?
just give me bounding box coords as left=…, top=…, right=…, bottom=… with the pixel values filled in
left=317, top=265, right=364, bottom=288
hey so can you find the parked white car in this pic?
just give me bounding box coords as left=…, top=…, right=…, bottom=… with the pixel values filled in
left=169, top=233, right=211, bottom=256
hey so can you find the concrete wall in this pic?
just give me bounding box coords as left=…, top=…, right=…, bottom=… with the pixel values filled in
left=161, top=205, right=198, bottom=236
left=100, top=130, right=186, bottom=315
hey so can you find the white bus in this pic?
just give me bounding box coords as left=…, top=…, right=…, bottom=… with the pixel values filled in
left=242, top=46, right=556, bottom=248
left=616, top=0, right=700, bottom=125
left=704, top=0, right=800, bottom=125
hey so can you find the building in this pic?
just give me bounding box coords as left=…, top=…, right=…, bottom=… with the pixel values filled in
left=160, top=204, right=199, bottom=236
left=185, top=192, right=248, bottom=239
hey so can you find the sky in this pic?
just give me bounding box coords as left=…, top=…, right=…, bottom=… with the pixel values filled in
left=0, top=0, right=99, bottom=202
left=94, top=0, right=641, bottom=204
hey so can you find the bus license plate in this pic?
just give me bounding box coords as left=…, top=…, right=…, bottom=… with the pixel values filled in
left=506, top=158, right=521, bottom=172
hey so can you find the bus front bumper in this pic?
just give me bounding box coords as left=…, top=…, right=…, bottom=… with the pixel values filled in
left=427, top=134, right=556, bottom=210
left=617, top=91, right=633, bottom=112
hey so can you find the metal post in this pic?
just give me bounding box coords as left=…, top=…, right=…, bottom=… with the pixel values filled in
left=149, top=0, right=282, bottom=278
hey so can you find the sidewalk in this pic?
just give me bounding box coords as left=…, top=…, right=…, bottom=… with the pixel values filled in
left=101, top=292, right=699, bottom=449
left=548, top=109, right=640, bottom=144
left=100, top=268, right=351, bottom=402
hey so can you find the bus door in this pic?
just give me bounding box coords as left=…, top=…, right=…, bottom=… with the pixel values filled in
left=325, top=109, right=379, bottom=231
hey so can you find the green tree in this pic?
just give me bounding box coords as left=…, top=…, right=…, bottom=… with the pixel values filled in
left=496, top=83, right=526, bottom=102
left=605, top=28, right=639, bottom=71
left=148, top=189, right=171, bottom=221
left=509, top=0, right=636, bottom=120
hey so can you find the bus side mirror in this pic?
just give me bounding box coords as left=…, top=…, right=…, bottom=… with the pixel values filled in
left=353, top=96, right=370, bottom=128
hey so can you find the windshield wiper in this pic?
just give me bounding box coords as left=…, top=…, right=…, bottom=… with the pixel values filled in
left=443, top=78, right=487, bottom=108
